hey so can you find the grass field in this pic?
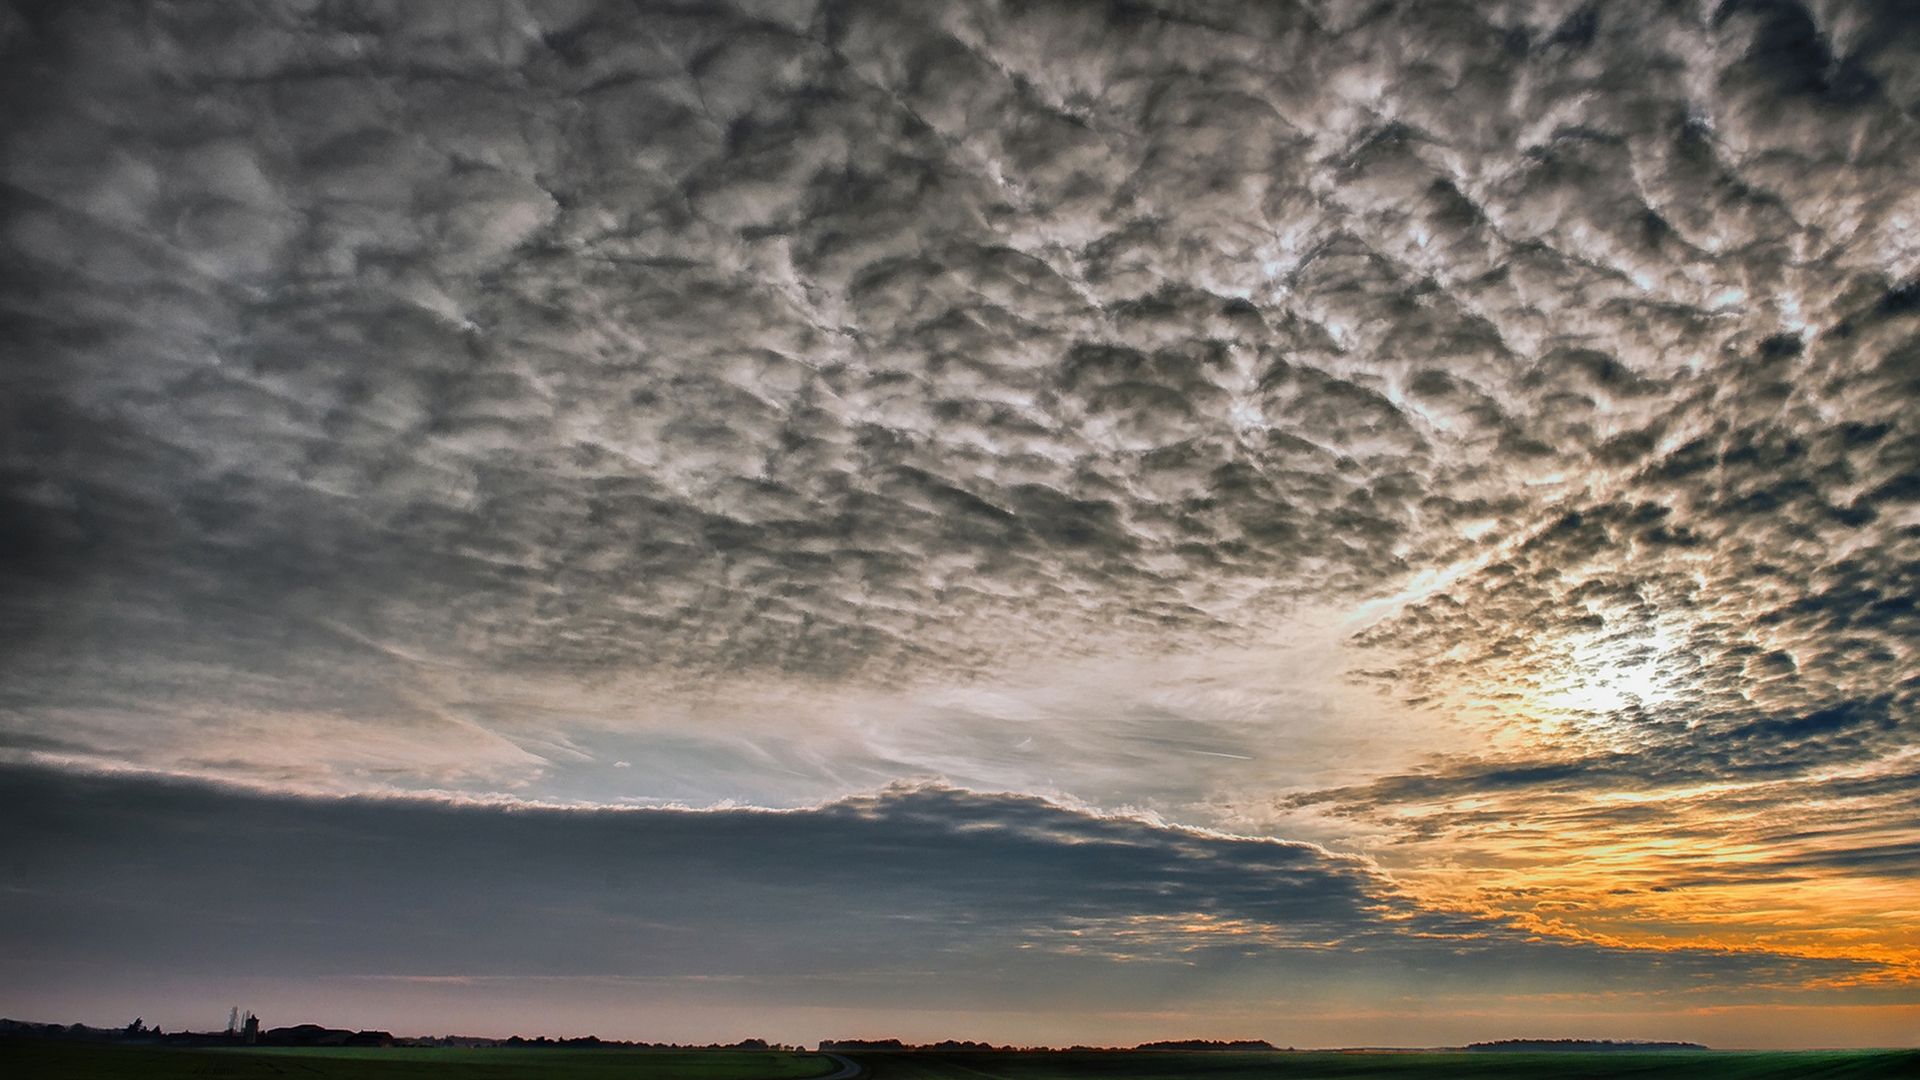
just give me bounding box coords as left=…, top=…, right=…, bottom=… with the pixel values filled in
left=6, top=1041, right=1918, bottom=1080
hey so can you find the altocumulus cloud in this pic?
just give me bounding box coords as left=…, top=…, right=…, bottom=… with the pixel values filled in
left=7, top=0, right=1918, bottom=728
left=4, top=0, right=1920, bottom=1019
left=0, top=765, right=1875, bottom=1012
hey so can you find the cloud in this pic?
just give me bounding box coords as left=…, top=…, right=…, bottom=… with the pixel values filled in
left=3, top=0, right=1920, bottom=1005
left=0, top=764, right=1875, bottom=1009
left=3, top=0, right=1910, bottom=698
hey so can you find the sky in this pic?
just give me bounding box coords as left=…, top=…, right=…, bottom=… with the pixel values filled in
left=2, top=0, right=1919, bottom=1050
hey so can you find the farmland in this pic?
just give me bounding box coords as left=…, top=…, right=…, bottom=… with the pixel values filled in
left=0, top=1039, right=840, bottom=1080
left=7, top=1040, right=1920, bottom=1080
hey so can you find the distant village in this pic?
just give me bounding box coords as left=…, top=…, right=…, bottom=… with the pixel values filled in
left=0, top=1015, right=804, bottom=1050
left=0, top=1017, right=1709, bottom=1054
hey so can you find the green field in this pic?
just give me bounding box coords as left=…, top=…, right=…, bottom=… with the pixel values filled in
left=7, top=1041, right=1919, bottom=1080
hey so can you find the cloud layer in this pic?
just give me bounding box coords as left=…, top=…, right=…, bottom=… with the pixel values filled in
left=0, top=766, right=1875, bottom=1023
left=8, top=0, right=1916, bottom=692
left=4, top=0, right=1920, bottom=1029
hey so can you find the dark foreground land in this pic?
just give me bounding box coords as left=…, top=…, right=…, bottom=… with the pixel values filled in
left=6, top=1040, right=1919, bottom=1080
left=0, top=1040, right=838, bottom=1079
left=850, top=1049, right=1920, bottom=1080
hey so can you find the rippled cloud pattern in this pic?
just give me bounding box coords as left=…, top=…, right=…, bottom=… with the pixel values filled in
left=3, top=0, right=1920, bottom=1045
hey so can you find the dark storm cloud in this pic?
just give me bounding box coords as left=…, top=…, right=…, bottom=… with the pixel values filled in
left=4, top=0, right=1920, bottom=823
left=0, top=764, right=1873, bottom=1001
